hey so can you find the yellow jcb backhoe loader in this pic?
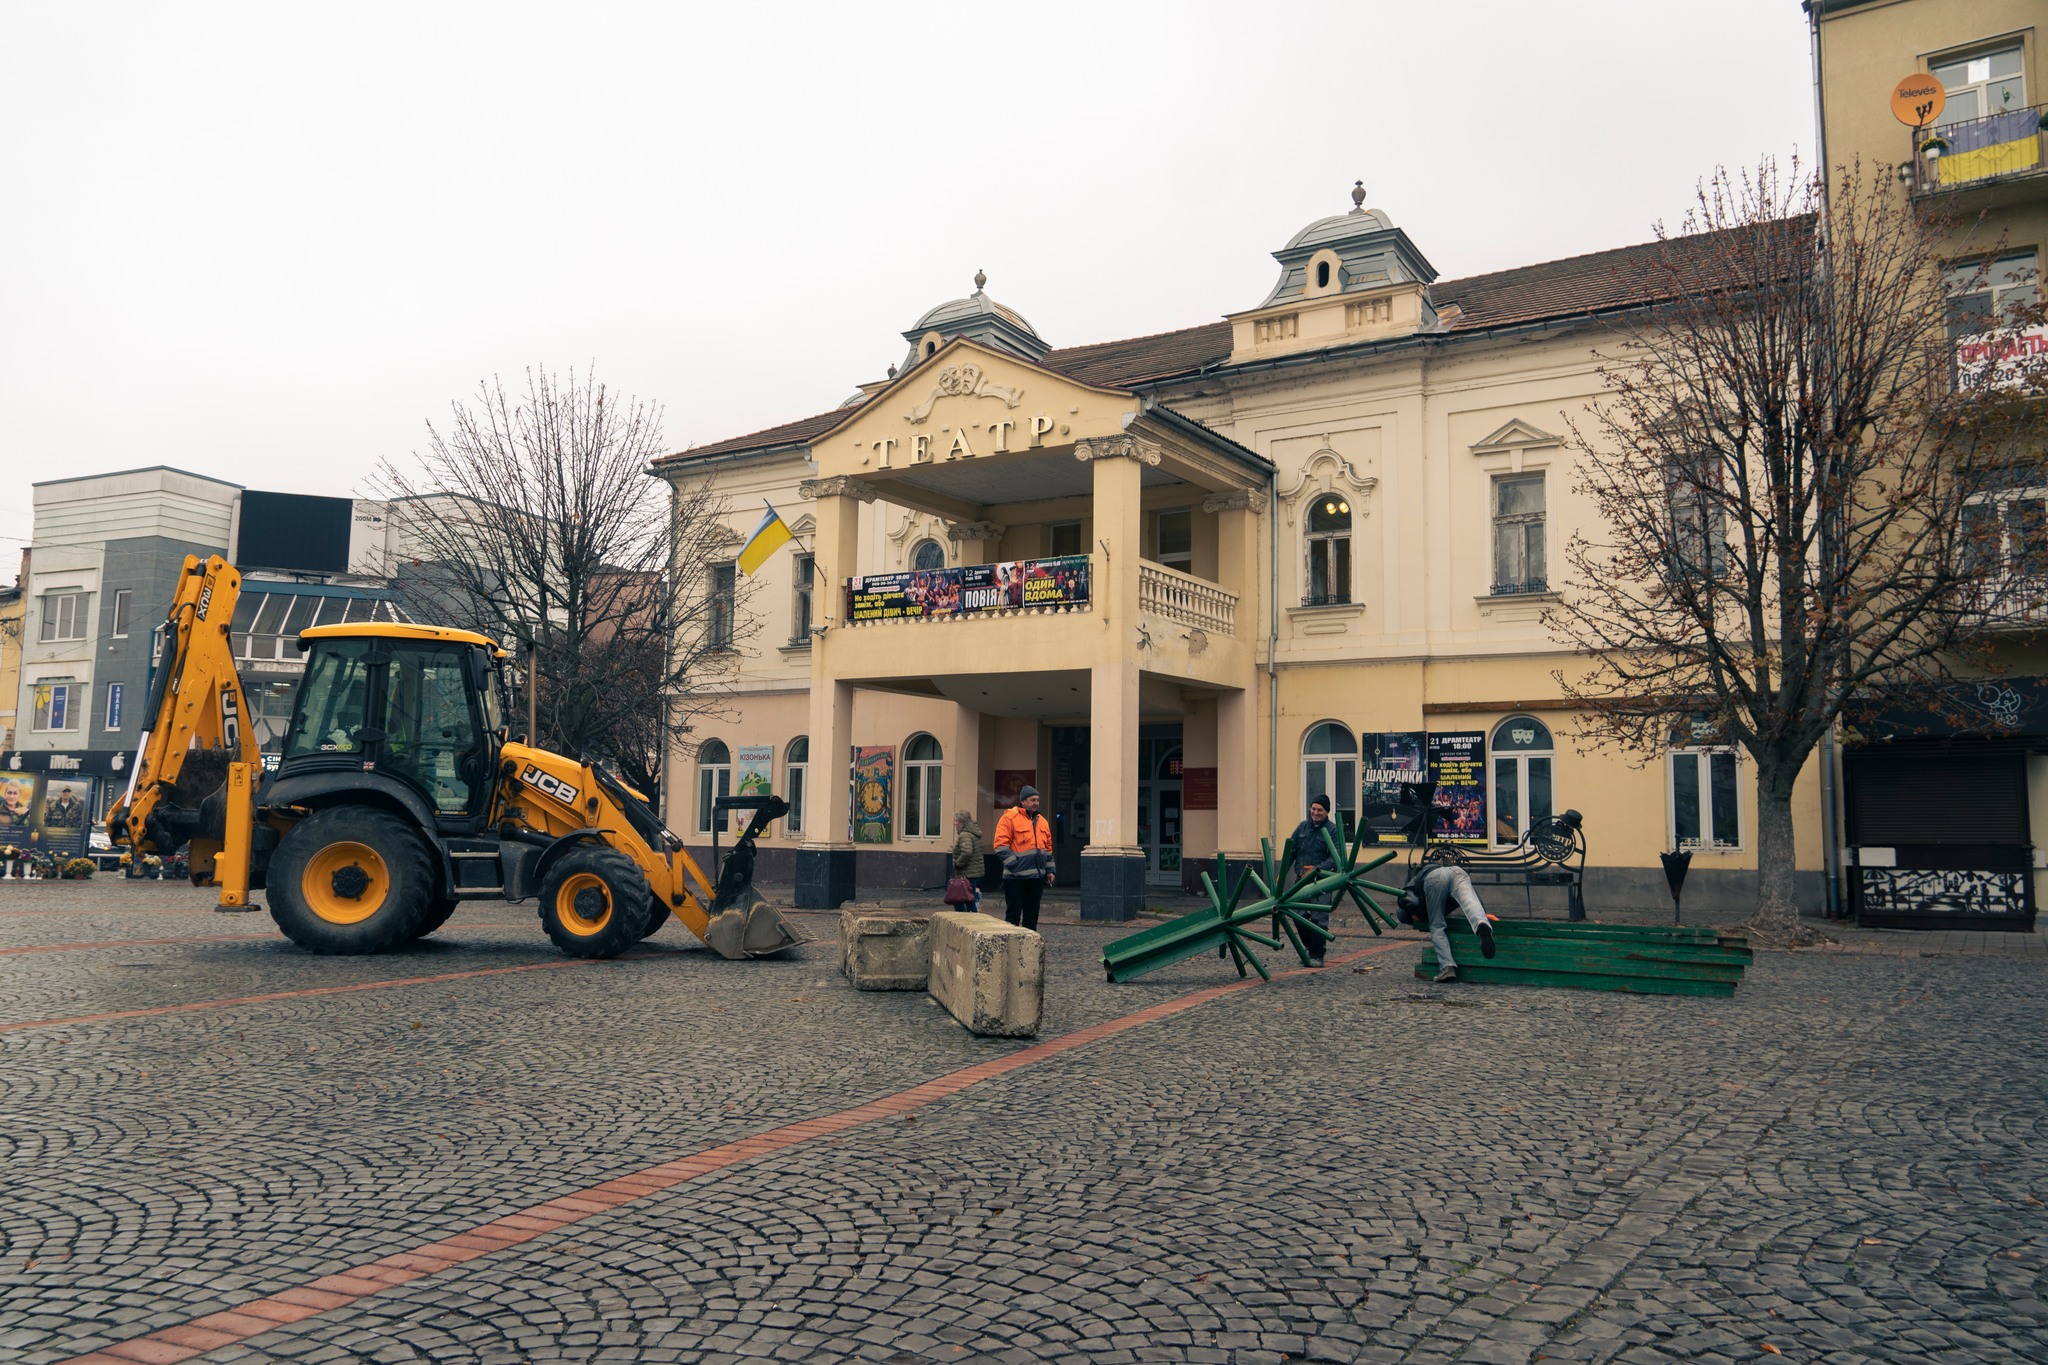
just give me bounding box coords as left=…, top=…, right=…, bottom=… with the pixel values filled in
left=108, top=554, right=804, bottom=961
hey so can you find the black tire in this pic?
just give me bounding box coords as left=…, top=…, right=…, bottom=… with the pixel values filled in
left=639, top=903, right=671, bottom=940
left=269, top=806, right=436, bottom=954
left=538, top=846, right=651, bottom=958
left=412, top=897, right=459, bottom=940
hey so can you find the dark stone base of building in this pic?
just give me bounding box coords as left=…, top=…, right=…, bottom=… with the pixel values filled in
left=1080, top=852, right=1147, bottom=921
left=793, top=847, right=857, bottom=909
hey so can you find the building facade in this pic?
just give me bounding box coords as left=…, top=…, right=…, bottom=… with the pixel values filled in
left=1812, top=0, right=2048, bottom=930
left=655, top=194, right=1829, bottom=921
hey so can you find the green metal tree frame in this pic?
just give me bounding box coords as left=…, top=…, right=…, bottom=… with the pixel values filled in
left=1103, top=824, right=1405, bottom=983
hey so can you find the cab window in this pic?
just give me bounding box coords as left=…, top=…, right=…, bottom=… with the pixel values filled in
left=384, top=644, right=484, bottom=814
left=283, top=640, right=375, bottom=758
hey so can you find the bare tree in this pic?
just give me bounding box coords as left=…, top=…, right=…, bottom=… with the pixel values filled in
left=1550, top=158, right=2045, bottom=943
left=368, top=367, right=753, bottom=796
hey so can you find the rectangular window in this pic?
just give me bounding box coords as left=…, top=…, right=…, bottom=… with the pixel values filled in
left=791, top=554, right=814, bottom=645
left=1669, top=475, right=1729, bottom=580
left=32, top=682, right=79, bottom=731
left=785, top=762, right=806, bottom=835
left=696, top=763, right=731, bottom=835
left=111, top=589, right=132, bottom=638
left=1491, top=474, right=1547, bottom=595
left=708, top=563, right=736, bottom=650
left=105, top=682, right=124, bottom=731
left=1931, top=45, right=2026, bottom=130
left=38, top=592, right=90, bottom=642
left=1154, top=508, right=1192, bottom=573
left=1946, top=251, right=2040, bottom=341
left=1671, top=747, right=1741, bottom=851
left=1048, top=521, right=1083, bottom=557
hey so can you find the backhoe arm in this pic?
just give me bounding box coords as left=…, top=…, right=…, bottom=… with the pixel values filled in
left=109, top=555, right=259, bottom=884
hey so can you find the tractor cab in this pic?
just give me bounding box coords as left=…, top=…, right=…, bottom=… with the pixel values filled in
left=274, top=624, right=508, bottom=835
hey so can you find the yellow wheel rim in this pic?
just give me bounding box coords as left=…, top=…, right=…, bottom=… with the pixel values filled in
left=556, top=871, right=613, bottom=935
left=302, top=841, right=391, bottom=925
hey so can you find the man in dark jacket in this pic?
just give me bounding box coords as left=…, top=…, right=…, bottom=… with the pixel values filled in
left=1288, top=794, right=1342, bottom=966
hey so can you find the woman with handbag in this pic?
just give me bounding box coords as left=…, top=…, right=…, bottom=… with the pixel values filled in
left=947, top=808, right=983, bottom=911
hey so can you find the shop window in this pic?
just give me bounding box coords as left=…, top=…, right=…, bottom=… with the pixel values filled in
left=1300, top=721, right=1358, bottom=834
left=1048, top=521, right=1083, bottom=557
left=784, top=736, right=808, bottom=835
left=1491, top=715, right=1554, bottom=846
left=791, top=554, right=815, bottom=645
left=708, top=564, right=736, bottom=650
left=111, top=589, right=132, bottom=638
left=1931, top=44, right=2027, bottom=129
left=903, top=733, right=943, bottom=838
left=1304, top=496, right=1352, bottom=605
left=1670, top=746, right=1741, bottom=851
left=1154, top=507, right=1192, bottom=574
left=39, top=592, right=90, bottom=643
left=696, top=739, right=732, bottom=835
left=911, top=539, right=946, bottom=572
left=1491, top=474, right=1547, bottom=596
left=32, top=681, right=80, bottom=731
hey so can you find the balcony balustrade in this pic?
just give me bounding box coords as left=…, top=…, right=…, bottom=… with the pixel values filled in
left=1907, top=102, right=2047, bottom=197
left=1138, top=560, right=1237, bottom=636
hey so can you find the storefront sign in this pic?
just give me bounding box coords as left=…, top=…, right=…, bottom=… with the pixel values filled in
left=852, top=746, right=895, bottom=844
left=1182, top=766, right=1217, bottom=811
left=1426, top=732, right=1487, bottom=845
left=846, top=555, right=1091, bottom=623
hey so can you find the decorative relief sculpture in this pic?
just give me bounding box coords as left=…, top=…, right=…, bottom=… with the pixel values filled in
left=798, top=476, right=880, bottom=503
left=1201, top=489, right=1269, bottom=514
left=1277, top=447, right=1377, bottom=526
left=945, top=520, right=1007, bottom=542
left=905, top=363, right=1025, bottom=424
left=1073, top=436, right=1162, bottom=466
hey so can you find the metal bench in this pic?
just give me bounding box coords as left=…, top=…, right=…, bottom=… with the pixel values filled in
left=1421, top=809, right=1587, bottom=921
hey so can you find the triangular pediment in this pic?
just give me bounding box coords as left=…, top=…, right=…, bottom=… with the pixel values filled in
left=810, top=335, right=1143, bottom=478
left=1472, top=418, right=1561, bottom=453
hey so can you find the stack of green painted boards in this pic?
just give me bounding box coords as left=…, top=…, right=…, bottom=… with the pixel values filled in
left=1418, top=920, right=1753, bottom=997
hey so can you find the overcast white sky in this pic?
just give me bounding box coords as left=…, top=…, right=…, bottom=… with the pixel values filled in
left=0, top=1, right=1818, bottom=571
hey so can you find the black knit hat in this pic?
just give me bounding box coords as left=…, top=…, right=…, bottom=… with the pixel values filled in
left=1311, top=794, right=1333, bottom=813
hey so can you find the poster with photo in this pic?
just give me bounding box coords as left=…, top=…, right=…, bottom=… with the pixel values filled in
left=0, top=773, right=42, bottom=845
left=1360, top=732, right=1427, bottom=840
left=34, top=778, right=95, bottom=859
left=1426, top=732, right=1488, bottom=845
left=851, top=746, right=895, bottom=844
left=992, top=770, right=1035, bottom=808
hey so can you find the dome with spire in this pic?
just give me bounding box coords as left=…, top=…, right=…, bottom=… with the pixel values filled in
left=1256, top=180, right=1439, bottom=310
left=901, top=270, right=1049, bottom=372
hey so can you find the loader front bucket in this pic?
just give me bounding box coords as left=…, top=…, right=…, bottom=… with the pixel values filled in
left=700, top=794, right=807, bottom=959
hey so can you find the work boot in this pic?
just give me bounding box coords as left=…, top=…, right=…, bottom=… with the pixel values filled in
left=1435, top=964, right=1458, bottom=983
left=1477, top=922, right=1497, bottom=959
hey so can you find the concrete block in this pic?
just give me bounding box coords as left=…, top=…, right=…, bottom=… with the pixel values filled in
left=928, top=910, right=1043, bottom=1037
left=838, top=907, right=932, bottom=991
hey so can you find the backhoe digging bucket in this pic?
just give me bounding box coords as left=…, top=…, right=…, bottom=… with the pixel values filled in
left=702, top=796, right=806, bottom=960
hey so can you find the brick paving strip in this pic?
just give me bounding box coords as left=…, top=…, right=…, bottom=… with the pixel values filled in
left=51, top=937, right=1422, bottom=1365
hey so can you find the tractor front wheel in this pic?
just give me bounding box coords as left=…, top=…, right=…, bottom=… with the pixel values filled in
left=269, top=807, right=435, bottom=954
left=538, top=847, right=651, bottom=959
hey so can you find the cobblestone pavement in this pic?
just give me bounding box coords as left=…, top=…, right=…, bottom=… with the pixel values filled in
left=1, top=879, right=2042, bottom=1364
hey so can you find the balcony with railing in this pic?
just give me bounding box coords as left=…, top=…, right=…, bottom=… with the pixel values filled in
left=1138, top=560, right=1237, bottom=636
left=1906, top=103, right=2048, bottom=199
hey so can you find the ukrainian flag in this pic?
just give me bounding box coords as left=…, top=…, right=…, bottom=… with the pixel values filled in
left=1940, top=108, right=2041, bottom=186
left=736, top=501, right=796, bottom=575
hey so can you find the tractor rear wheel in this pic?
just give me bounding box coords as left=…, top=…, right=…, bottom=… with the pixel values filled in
left=269, top=807, right=435, bottom=954
left=411, top=897, right=459, bottom=940
left=538, top=846, right=651, bottom=958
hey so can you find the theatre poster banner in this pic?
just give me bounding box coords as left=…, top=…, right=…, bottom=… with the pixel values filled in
left=1426, top=732, right=1487, bottom=845
left=851, top=746, right=895, bottom=845
left=1360, top=732, right=1427, bottom=841
left=846, top=555, right=1091, bottom=624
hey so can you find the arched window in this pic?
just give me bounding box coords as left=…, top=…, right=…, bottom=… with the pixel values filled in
left=1315, top=260, right=1331, bottom=288
left=1305, top=495, right=1352, bottom=606
left=696, top=739, right=731, bottom=836
left=911, top=538, right=946, bottom=572
left=1301, top=722, right=1358, bottom=835
left=784, top=736, right=809, bottom=836
left=903, top=733, right=943, bottom=838
left=1491, top=715, right=1554, bottom=847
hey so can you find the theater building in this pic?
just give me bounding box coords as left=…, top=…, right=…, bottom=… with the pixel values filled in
left=654, top=189, right=1828, bottom=920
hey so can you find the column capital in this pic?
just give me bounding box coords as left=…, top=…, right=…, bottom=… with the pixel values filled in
left=1073, top=435, right=1162, bottom=466
left=799, top=476, right=880, bottom=503
left=1201, top=489, right=1270, bottom=514
left=945, top=519, right=1007, bottom=542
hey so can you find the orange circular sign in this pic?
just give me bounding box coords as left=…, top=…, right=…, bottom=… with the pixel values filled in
left=1891, top=73, right=1946, bottom=127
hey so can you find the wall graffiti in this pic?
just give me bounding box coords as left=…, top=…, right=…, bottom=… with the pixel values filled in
left=1858, top=867, right=2028, bottom=916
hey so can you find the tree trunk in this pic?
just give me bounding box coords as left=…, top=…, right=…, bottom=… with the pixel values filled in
left=1750, top=761, right=1820, bottom=945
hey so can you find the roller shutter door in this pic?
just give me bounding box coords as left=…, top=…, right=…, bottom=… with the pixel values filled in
left=1844, top=748, right=2027, bottom=846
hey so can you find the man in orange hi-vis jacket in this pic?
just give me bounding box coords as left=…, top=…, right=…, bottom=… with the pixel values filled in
left=992, top=785, right=1055, bottom=932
